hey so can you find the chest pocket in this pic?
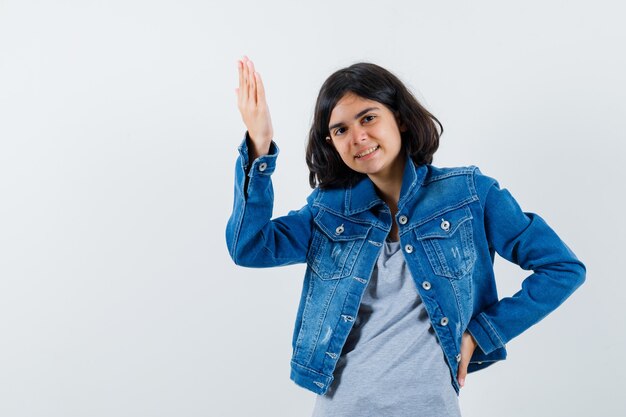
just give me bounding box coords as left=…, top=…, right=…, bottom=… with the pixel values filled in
left=414, top=205, right=476, bottom=279
left=307, top=210, right=371, bottom=280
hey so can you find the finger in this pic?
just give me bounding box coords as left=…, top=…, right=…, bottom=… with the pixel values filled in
left=246, top=59, right=256, bottom=104
left=237, top=59, right=244, bottom=91
left=248, top=59, right=257, bottom=104
left=255, top=71, right=265, bottom=104
left=241, top=56, right=250, bottom=102
left=237, top=60, right=244, bottom=105
left=457, top=333, right=475, bottom=388
left=457, top=358, right=468, bottom=388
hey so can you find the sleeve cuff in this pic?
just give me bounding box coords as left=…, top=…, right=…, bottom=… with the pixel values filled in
left=466, top=312, right=506, bottom=355
left=237, top=131, right=279, bottom=176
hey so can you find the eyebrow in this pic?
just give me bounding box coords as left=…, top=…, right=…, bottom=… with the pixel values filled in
left=328, top=107, right=380, bottom=131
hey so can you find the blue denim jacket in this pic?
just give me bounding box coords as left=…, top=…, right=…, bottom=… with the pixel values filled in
left=225, top=132, right=586, bottom=396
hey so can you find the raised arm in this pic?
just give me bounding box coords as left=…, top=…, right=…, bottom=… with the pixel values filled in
left=236, top=56, right=273, bottom=161
left=226, top=56, right=316, bottom=268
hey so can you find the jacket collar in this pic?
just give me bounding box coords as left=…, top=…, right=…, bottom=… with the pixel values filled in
left=315, top=158, right=429, bottom=215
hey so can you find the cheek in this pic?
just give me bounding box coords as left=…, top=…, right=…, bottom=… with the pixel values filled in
left=340, top=153, right=354, bottom=167
left=333, top=146, right=352, bottom=166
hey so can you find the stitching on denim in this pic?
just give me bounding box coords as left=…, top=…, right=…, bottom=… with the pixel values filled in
left=315, top=221, right=370, bottom=242
left=309, top=229, right=360, bottom=280
left=409, top=199, right=477, bottom=232
left=468, top=166, right=478, bottom=197
left=481, top=312, right=505, bottom=348
left=422, top=239, right=444, bottom=277
left=397, top=169, right=418, bottom=210
left=462, top=220, right=477, bottom=269
left=344, top=199, right=386, bottom=215
left=311, top=204, right=390, bottom=231
left=416, top=215, right=476, bottom=279
left=293, top=272, right=315, bottom=359
left=424, top=167, right=475, bottom=185
left=431, top=239, right=450, bottom=276
left=314, top=191, right=385, bottom=216
left=429, top=214, right=470, bottom=239
left=449, top=279, right=463, bottom=326
left=449, top=273, right=472, bottom=328
left=304, top=278, right=340, bottom=365
left=229, top=170, right=247, bottom=264
left=290, top=359, right=331, bottom=378
left=307, top=230, right=323, bottom=276
left=313, top=207, right=374, bottom=226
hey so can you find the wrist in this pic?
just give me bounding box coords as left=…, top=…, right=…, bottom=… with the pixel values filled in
left=246, top=132, right=272, bottom=160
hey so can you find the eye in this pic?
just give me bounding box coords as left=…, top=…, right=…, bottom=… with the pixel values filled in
left=332, top=115, right=376, bottom=137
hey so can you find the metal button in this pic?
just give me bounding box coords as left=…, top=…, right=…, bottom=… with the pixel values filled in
left=404, top=244, right=413, bottom=253
left=477, top=361, right=483, bottom=365
left=398, top=215, right=408, bottom=225
left=258, top=162, right=268, bottom=171
left=440, top=219, right=450, bottom=231
left=456, top=353, right=462, bottom=362
left=440, top=317, right=449, bottom=326
left=422, top=281, right=431, bottom=290
left=335, top=224, right=344, bottom=235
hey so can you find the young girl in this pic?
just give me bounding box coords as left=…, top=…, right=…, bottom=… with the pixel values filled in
left=226, top=56, right=586, bottom=416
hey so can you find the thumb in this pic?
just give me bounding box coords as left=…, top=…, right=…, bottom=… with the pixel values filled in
left=457, top=332, right=477, bottom=388
left=457, top=355, right=469, bottom=388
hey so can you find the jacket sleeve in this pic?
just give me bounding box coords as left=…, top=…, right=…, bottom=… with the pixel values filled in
left=466, top=167, right=586, bottom=355
left=225, top=131, right=317, bottom=268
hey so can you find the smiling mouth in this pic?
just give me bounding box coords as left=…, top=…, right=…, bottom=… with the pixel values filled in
left=355, top=145, right=380, bottom=159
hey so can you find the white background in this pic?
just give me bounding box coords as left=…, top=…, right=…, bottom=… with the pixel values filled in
left=1, top=1, right=624, bottom=416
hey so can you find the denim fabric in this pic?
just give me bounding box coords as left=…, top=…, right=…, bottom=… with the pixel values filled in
left=225, top=132, right=586, bottom=396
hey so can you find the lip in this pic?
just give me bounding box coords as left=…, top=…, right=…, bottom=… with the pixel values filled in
left=354, top=145, right=380, bottom=159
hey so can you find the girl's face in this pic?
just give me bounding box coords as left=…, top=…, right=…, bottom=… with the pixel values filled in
left=327, top=93, right=406, bottom=185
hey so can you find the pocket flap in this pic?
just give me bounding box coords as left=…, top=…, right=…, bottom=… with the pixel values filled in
left=415, top=206, right=473, bottom=239
left=314, top=210, right=371, bottom=241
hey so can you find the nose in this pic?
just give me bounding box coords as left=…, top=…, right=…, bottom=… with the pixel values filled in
left=351, top=123, right=368, bottom=144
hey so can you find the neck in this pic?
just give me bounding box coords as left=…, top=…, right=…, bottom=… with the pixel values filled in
left=369, top=153, right=406, bottom=212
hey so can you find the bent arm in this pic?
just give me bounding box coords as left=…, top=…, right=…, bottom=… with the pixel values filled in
left=225, top=132, right=317, bottom=267
left=466, top=168, right=586, bottom=355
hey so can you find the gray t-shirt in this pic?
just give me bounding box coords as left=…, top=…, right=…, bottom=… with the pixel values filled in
left=311, top=240, right=462, bottom=417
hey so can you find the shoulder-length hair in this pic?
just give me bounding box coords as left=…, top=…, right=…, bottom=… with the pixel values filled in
left=306, top=62, right=442, bottom=189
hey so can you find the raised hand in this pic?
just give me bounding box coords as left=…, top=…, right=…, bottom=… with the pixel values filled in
left=236, top=56, right=274, bottom=160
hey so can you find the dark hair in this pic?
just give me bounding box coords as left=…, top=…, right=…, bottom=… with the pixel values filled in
left=306, top=62, right=442, bottom=189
